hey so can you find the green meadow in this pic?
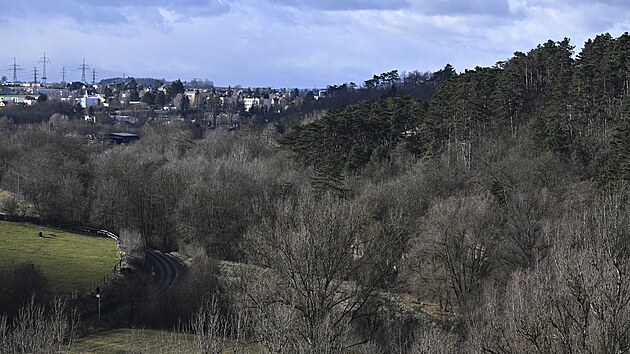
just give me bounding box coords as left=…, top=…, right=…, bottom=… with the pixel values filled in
left=0, top=221, right=119, bottom=294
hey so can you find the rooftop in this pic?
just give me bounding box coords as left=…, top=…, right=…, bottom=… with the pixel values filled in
left=108, top=132, right=138, bottom=137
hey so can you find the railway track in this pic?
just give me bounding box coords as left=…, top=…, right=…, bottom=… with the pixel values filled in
left=142, top=246, right=182, bottom=292
left=90, top=246, right=185, bottom=325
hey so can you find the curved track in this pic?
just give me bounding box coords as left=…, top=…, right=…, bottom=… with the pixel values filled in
left=91, top=246, right=185, bottom=325
left=142, top=246, right=183, bottom=293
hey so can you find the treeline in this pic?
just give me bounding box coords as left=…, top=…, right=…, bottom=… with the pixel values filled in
left=0, top=102, right=82, bottom=125
left=283, top=33, right=630, bottom=186
left=427, top=33, right=630, bottom=180
left=0, top=123, right=295, bottom=258
left=292, top=66, right=453, bottom=116
left=281, top=96, right=428, bottom=185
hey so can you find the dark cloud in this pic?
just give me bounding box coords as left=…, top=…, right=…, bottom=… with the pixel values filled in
left=2, top=3, right=25, bottom=17
left=156, top=0, right=232, bottom=18
left=311, top=0, right=409, bottom=11
left=264, top=0, right=410, bottom=11
left=511, top=0, right=630, bottom=34
left=528, top=0, right=628, bottom=6
left=83, top=0, right=233, bottom=19
left=80, top=6, right=129, bottom=25
left=412, top=0, right=512, bottom=16
left=3, top=0, right=231, bottom=26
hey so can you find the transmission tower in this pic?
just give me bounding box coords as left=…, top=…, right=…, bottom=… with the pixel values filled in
left=39, top=52, right=50, bottom=84
left=61, top=66, right=67, bottom=84
left=32, top=67, right=38, bottom=84
left=91, top=68, right=98, bottom=85
left=9, top=58, right=22, bottom=83
left=78, top=58, right=89, bottom=84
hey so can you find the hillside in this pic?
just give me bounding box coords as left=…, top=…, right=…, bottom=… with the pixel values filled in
left=0, top=221, right=119, bottom=294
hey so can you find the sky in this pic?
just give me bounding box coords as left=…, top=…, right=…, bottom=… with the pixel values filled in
left=1, top=0, right=629, bottom=88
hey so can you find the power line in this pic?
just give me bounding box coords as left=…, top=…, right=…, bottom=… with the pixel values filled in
left=78, top=58, right=89, bottom=84
left=91, top=68, right=98, bottom=85
left=9, top=58, right=22, bottom=83
left=61, top=66, right=67, bottom=84
left=39, top=52, right=51, bottom=84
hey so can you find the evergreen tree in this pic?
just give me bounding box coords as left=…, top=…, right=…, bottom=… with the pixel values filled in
left=179, top=94, right=190, bottom=116
left=141, top=91, right=156, bottom=105
left=129, top=89, right=140, bottom=102
left=603, top=98, right=630, bottom=181
left=168, top=79, right=185, bottom=100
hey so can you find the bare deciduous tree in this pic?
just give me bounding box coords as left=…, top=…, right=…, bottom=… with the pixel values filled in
left=470, top=185, right=630, bottom=354
left=500, top=187, right=552, bottom=271
left=409, top=324, right=459, bottom=354
left=241, top=191, right=398, bottom=352
left=189, top=296, right=240, bottom=354
left=0, top=296, right=79, bottom=354
left=408, top=194, right=502, bottom=314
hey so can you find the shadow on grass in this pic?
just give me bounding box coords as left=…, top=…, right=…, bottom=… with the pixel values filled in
left=38, top=232, right=56, bottom=239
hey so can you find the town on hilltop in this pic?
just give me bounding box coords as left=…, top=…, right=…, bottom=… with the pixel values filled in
left=0, top=66, right=444, bottom=140
left=0, top=76, right=329, bottom=129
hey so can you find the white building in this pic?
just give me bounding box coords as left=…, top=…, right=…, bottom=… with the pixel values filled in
left=243, top=97, right=272, bottom=112
left=80, top=95, right=102, bottom=108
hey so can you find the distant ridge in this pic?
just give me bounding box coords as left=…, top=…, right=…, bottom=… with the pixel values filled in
left=99, top=77, right=163, bottom=86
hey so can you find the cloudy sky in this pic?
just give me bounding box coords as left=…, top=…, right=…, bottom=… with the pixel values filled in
left=1, top=0, right=629, bottom=87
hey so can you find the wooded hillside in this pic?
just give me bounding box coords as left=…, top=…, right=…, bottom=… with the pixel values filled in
left=1, top=32, right=630, bottom=353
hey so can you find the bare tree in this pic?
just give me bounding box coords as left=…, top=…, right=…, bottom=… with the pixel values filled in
left=500, top=187, right=553, bottom=271
left=189, top=296, right=241, bottom=354
left=0, top=296, right=79, bottom=354
left=408, top=194, right=502, bottom=314
left=551, top=185, right=630, bottom=353
left=409, top=324, right=459, bottom=354
left=470, top=267, right=555, bottom=354
left=9, top=147, right=87, bottom=223
left=176, top=159, right=266, bottom=260
left=469, top=184, right=630, bottom=354
left=241, top=191, right=398, bottom=352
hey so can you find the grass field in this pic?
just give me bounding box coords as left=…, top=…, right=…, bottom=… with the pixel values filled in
left=67, top=329, right=198, bottom=354
left=67, top=328, right=254, bottom=354
left=0, top=221, right=119, bottom=294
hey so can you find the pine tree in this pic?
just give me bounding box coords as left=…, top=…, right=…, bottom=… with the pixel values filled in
left=602, top=98, right=630, bottom=181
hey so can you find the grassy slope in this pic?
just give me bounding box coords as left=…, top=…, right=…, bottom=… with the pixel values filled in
left=67, top=329, right=198, bottom=354
left=0, top=221, right=119, bottom=294
left=67, top=328, right=254, bottom=354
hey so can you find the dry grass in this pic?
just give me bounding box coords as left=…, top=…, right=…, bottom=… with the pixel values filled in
left=67, top=328, right=257, bottom=354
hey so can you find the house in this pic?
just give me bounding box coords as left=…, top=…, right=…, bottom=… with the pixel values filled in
left=0, top=95, right=28, bottom=104
left=80, top=95, right=102, bottom=108
left=33, top=88, right=67, bottom=96
left=220, top=96, right=236, bottom=106
left=184, top=90, right=198, bottom=103
left=108, top=132, right=139, bottom=144
left=243, top=97, right=272, bottom=112
left=112, top=115, right=140, bottom=125
left=23, top=96, right=37, bottom=106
